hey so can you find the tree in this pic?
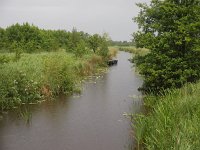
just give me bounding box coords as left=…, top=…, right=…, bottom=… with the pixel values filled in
left=102, top=32, right=112, bottom=46
left=5, top=23, right=42, bottom=52
left=88, top=34, right=101, bottom=53
left=98, top=40, right=109, bottom=59
left=0, top=28, right=5, bottom=51
left=133, top=0, right=200, bottom=92
left=0, top=23, right=107, bottom=55
left=74, top=40, right=87, bottom=58
left=68, top=28, right=81, bottom=52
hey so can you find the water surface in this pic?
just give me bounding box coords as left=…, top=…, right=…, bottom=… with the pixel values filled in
left=0, top=51, right=142, bottom=150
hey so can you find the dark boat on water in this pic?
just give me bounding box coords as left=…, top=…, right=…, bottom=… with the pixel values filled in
left=107, top=59, right=118, bottom=66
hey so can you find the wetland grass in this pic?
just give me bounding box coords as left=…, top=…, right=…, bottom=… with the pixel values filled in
left=0, top=51, right=109, bottom=111
left=133, top=82, right=200, bottom=149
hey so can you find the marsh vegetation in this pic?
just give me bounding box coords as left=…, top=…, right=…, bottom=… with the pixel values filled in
left=0, top=23, right=114, bottom=111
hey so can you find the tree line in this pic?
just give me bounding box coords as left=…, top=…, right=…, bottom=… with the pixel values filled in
left=0, top=23, right=109, bottom=58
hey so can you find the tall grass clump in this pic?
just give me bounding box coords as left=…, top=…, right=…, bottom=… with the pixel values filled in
left=73, top=54, right=106, bottom=76
left=133, top=82, right=200, bottom=149
left=108, top=46, right=118, bottom=59
left=0, top=53, right=15, bottom=64
left=42, top=52, right=77, bottom=95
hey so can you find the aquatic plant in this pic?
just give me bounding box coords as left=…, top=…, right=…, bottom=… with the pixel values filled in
left=19, top=107, right=32, bottom=124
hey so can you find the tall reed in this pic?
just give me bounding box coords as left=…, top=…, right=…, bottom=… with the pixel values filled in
left=133, top=82, right=200, bottom=149
left=0, top=51, right=107, bottom=111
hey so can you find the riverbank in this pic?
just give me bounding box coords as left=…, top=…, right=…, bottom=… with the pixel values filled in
left=0, top=50, right=111, bottom=111
left=134, top=81, right=200, bottom=149
left=118, top=46, right=200, bottom=149
left=118, top=46, right=149, bottom=56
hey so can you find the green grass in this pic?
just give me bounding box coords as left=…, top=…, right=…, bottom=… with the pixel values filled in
left=133, top=82, right=200, bottom=150
left=0, top=51, right=107, bottom=111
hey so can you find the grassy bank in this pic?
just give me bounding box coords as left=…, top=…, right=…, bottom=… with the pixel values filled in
left=133, top=82, right=200, bottom=149
left=119, top=46, right=149, bottom=56
left=123, top=46, right=200, bottom=149
left=0, top=51, right=108, bottom=111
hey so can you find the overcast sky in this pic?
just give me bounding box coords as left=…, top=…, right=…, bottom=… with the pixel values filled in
left=0, top=0, right=149, bottom=41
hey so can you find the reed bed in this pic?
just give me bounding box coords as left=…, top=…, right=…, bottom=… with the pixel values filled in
left=133, top=82, right=200, bottom=149
left=0, top=51, right=106, bottom=111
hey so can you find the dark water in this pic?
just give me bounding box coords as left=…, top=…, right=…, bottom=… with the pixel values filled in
left=0, top=51, right=142, bottom=150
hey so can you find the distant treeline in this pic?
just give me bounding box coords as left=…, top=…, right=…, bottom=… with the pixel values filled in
left=0, top=23, right=109, bottom=56
left=110, top=40, right=134, bottom=47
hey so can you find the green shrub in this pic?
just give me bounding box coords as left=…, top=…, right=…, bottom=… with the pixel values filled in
left=135, top=51, right=200, bottom=93
left=97, top=41, right=109, bottom=59
left=133, top=0, right=200, bottom=93
left=0, top=70, right=41, bottom=110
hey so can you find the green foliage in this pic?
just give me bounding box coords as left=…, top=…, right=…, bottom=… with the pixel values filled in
left=5, top=23, right=42, bottom=52
left=98, top=40, right=109, bottom=59
left=110, top=40, right=134, bottom=47
left=88, top=34, right=102, bottom=53
left=0, top=54, right=13, bottom=64
left=133, top=82, right=200, bottom=149
left=74, top=40, right=87, bottom=57
left=0, top=68, right=41, bottom=110
left=19, top=107, right=32, bottom=124
left=67, top=28, right=81, bottom=52
left=133, top=0, right=200, bottom=92
left=0, top=23, right=110, bottom=111
left=0, top=52, right=75, bottom=110
left=0, top=23, right=108, bottom=56
left=42, top=52, right=77, bottom=95
left=0, top=51, right=107, bottom=111
left=0, top=28, right=6, bottom=51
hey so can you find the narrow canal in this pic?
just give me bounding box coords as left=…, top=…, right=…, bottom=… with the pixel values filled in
left=0, top=51, right=142, bottom=150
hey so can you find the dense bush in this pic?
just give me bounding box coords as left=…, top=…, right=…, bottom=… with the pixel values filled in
left=0, top=65, right=42, bottom=110
left=133, top=0, right=200, bottom=92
